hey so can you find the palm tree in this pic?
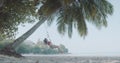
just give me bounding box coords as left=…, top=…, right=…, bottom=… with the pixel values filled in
left=0, top=0, right=113, bottom=57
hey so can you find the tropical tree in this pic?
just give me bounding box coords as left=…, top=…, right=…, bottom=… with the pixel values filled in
left=0, top=0, right=37, bottom=57
left=0, top=0, right=35, bottom=38
left=0, top=0, right=113, bottom=57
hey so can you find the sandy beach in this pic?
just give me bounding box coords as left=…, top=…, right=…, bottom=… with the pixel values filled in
left=0, top=55, right=120, bottom=63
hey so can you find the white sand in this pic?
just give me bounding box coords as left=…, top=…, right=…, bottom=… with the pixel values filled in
left=0, top=55, right=120, bottom=63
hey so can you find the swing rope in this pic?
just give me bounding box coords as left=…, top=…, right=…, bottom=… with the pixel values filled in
left=44, top=22, right=64, bottom=43
left=44, top=22, right=52, bottom=41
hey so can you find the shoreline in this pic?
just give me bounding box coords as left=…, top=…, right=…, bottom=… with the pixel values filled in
left=22, top=53, right=120, bottom=57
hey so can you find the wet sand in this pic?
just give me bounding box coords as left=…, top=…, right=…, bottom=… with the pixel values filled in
left=0, top=55, right=120, bottom=63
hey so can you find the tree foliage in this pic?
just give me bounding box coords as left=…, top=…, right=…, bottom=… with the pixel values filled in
left=0, top=0, right=113, bottom=38
left=0, top=0, right=36, bottom=38
left=39, top=0, right=113, bottom=37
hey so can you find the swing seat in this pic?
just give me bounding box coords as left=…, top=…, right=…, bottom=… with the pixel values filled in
left=49, top=45, right=59, bottom=49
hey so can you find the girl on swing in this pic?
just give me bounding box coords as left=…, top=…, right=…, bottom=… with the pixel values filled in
left=43, top=38, right=59, bottom=49
left=43, top=38, right=63, bottom=53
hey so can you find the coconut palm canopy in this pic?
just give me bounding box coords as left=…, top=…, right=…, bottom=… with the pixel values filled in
left=39, top=0, right=113, bottom=37
left=0, top=0, right=113, bottom=38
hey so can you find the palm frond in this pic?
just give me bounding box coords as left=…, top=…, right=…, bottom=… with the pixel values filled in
left=38, top=0, right=113, bottom=38
left=38, top=0, right=61, bottom=16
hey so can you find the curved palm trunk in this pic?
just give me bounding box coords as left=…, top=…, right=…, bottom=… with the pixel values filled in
left=5, top=17, right=47, bottom=50
left=0, top=17, right=47, bottom=57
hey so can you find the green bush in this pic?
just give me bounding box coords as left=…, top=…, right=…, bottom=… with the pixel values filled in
left=0, top=39, right=69, bottom=54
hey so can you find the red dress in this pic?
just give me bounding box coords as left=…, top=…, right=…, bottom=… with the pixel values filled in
left=47, top=41, right=51, bottom=45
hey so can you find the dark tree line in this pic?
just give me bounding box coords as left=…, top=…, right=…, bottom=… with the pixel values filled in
left=0, top=39, right=68, bottom=54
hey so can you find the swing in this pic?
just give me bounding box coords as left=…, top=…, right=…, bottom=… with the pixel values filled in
left=43, top=22, right=63, bottom=53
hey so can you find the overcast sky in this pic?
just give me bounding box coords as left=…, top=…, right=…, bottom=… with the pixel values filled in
left=17, top=0, right=120, bottom=56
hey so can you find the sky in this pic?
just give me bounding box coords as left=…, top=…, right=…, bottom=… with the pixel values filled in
left=17, top=0, right=120, bottom=56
